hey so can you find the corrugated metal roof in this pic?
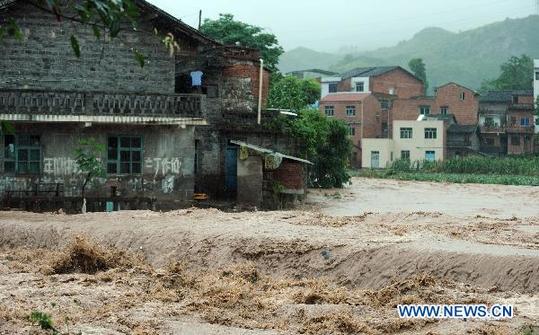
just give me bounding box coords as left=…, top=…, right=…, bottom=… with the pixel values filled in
left=230, top=140, right=313, bottom=165
left=320, top=93, right=371, bottom=103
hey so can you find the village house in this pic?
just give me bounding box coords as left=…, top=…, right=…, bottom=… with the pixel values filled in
left=478, top=90, right=535, bottom=156
left=361, top=117, right=447, bottom=168
left=286, top=69, right=338, bottom=81
left=0, top=0, right=299, bottom=211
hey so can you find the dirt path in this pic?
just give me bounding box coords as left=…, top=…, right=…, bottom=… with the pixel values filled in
left=308, top=177, right=539, bottom=219
left=0, top=179, right=538, bottom=334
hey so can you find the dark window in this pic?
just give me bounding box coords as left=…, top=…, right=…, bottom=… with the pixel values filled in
left=400, top=128, right=413, bottom=139
left=380, top=99, right=390, bottom=109
left=460, top=92, right=466, bottom=100
left=324, top=106, right=335, bottom=117
left=401, top=150, right=410, bottom=160
left=355, top=82, right=365, bottom=92
left=107, top=136, right=142, bottom=174
left=521, top=118, right=530, bottom=126
left=328, top=83, right=338, bottom=93
left=348, top=125, right=356, bottom=136
left=440, top=106, right=449, bottom=115
left=4, top=135, right=41, bottom=175
left=512, top=95, right=519, bottom=104
left=536, top=72, right=539, bottom=80
left=346, top=106, right=356, bottom=116
left=425, top=128, right=437, bottom=139
left=511, top=135, right=520, bottom=146
left=419, top=105, right=431, bottom=115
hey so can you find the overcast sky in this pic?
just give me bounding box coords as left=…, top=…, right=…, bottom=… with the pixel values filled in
left=148, top=0, right=536, bottom=52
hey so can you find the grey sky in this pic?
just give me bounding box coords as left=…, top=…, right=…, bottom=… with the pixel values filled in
left=148, top=0, right=536, bottom=52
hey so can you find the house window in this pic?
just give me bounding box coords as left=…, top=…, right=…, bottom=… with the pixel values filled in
left=401, top=150, right=410, bottom=160
left=460, top=92, right=466, bottom=101
left=424, top=128, right=437, bottom=139
left=400, top=127, right=413, bottom=139
left=440, top=106, right=449, bottom=115
left=511, top=135, right=520, bottom=146
left=425, top=151, right=436, bottom=161
left=510, top=116, right=517, bottom=126
left=328, top=83, right=338, bottom=93
left=107, top=136, right=142, bottom=174
left=346, top=106, right=356, bottom=117
left=521, top=118, right=530, bottom=126
left=348, top=125, right=356, bottom=136
left=324, top=106, right=335, bottom=117
left=419, top=105, right=431, bottom=115
left=512, top=96, right=519, bottom=104
left=355, top=82, right=365, bottom=92
left=536, top=72, right=539, bottom=80
left=380, top=99, right=390, bottom=109
left=4, top=135, right=41, bottom=175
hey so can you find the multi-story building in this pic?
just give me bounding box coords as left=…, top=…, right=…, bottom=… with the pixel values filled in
left=361, top=118, right=447, bottom=168
left=478, top=91, right=535, bottom=156
left=392, top=83, right=479, bottom=126
left=0, top=0, right=292, bottom=210
left=320, top=66, right=424, bottom=99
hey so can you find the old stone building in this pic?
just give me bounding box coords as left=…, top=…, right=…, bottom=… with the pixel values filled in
left=0, top=0, right=287, bottom=210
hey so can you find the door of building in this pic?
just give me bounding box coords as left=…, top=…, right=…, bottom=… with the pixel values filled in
left=225, top=146, right=238, bottom=195
left=371, top=151, right=380, bottom=169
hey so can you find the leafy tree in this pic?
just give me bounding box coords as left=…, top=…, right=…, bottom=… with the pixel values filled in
left=271, top=108, right=352, bottom=188
left=0, top=0, right=180, bottom=67
left=408, top=58, right=428, bottom=94
left=200, top=14, right=284, bottom=71
left=268, top=76, right=320, bottom=111
left=481, top=55, right=534, bottom=91
left=74, top=138, right=105, bottom=213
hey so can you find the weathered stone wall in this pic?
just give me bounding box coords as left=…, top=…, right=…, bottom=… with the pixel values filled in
left=0, top=123, right=195, bottom=208
left=0, top=1, right=176, bottom=94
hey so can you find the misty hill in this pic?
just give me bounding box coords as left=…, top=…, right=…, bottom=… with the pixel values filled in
left=279, top=16, right=539, bottom=91
left=277, top=47, right=342, bottom=73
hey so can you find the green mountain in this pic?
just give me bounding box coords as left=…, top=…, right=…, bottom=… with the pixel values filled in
left=277, top=47, right=342, bottom=73
left=279, top=16, right=539, bottom=91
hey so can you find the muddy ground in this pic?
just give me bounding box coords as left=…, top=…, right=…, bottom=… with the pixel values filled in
left=0, top=177, right=538, bottom=334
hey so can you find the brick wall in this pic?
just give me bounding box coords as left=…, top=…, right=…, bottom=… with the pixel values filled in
left=435, top=84, right=479, bottom=125
left=222, top=61, right=270, bottom=112
left=392, top=84, right=479, bottom=125
left=371, top=69, right=424, bottom=99
left=273, top=161, right=304, bottom=190
left=0, top=2, right=177, bottom=94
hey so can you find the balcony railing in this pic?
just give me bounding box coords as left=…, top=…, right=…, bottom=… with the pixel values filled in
left=506, top=125, right=535, bottom=134
left=480, top=125, right=506, bottom=133
left=0, top=89, right=205, bottom=118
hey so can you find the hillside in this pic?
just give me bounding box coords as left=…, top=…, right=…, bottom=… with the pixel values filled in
left=277, top=47, right=342, bottom=73
left=279, top=15, right=539, bottom=91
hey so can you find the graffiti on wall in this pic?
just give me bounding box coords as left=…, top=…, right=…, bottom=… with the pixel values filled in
left=43, top=157, right=80, bottom=176
left=145, top=157, right=182, bottom=178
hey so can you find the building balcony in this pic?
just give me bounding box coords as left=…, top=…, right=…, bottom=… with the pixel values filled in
left=447, top=141, right=472, bottom=148
left=506, top=125, right=535, bottom=134
left=480, top=125, right=506, bottom=134
left=0, top=89, right=207, bottom=126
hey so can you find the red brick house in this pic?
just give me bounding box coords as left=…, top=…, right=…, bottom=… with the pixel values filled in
left=319, top=93, right=383, bottom=167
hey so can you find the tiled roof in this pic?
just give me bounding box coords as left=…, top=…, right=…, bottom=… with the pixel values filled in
left=320, top=93, right=371, bottom=103
left=340, top=66, right=402, bottom=80
left=479, top=90, right=534, bottom=103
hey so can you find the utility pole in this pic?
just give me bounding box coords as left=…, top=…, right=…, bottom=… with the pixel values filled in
left=198, top=10, right=202, bottom=30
